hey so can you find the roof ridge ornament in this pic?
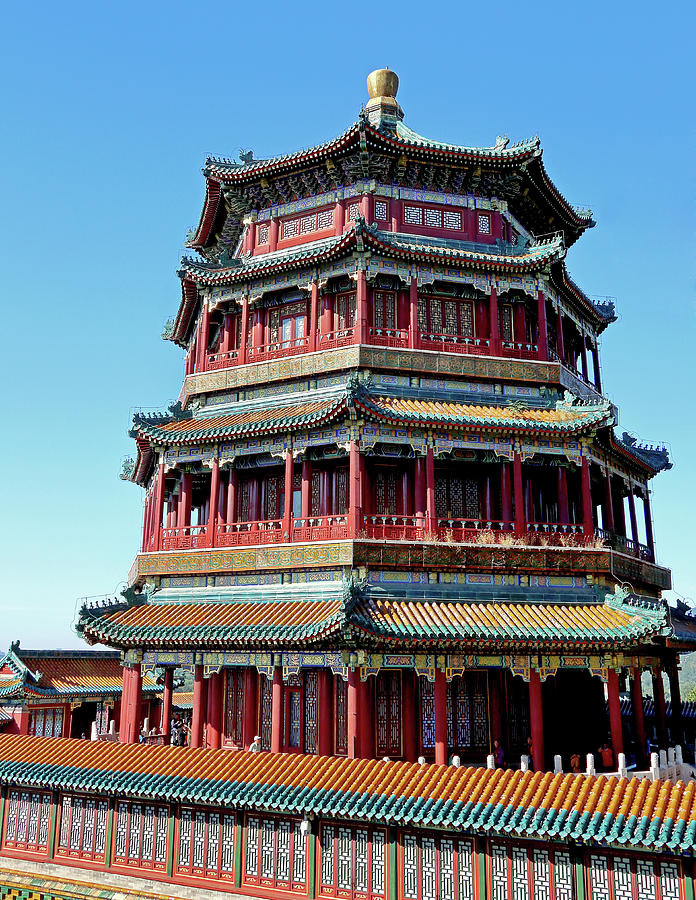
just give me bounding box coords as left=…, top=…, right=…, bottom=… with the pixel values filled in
left=364, top=68, right=403, bottom=133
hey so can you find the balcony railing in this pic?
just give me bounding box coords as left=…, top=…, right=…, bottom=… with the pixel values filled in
left=207, top=349, right=239, bottom=370
left=419, top=333, right=491, bottom=356
left=161, top=524, right=209, bottom=550
left=367, top=327, right=408, bottom=348
left=318, top=328, right=355, bottom=350
left=595, top=528, right=654, bottom=562
left=437, top=518, right=514, bottom=541
left=501, top=340, right=538, bottom=360
left=217, top=520, right=284, bottom=546
left=363, top=514, right=425, bottom=540
left=247, top=337, right=309, bottom=362
left=292, top=515, right=349, bottom=542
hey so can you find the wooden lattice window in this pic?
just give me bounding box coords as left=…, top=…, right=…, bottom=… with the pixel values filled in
left=224, top=669, right=245, bottom=746
left=335, top=292, right=356, bottom=331
left=400, top=832, right=474, bottom=900
left=303, top=671, right=319, bottom=754
left=376, top=671, right=402, bottom=757
left=335, top=468, right=348, bottom=514
left=3, top=789, right=52, bottom=853
left=239, top=480, right=251, bottom=522
left=311, top=472, right=321, bottom=516
left=447, top=673, right=488, bottom=753
left=268, top=308, right=280, bottom=344
left=499, top=305, right=513, bottom=343
left=477, top=213, right=491, bottom=235
left=264, top=474, right=283, bottom=521
left=319, top=824, right=388, bottom=900
left=113, top=800, right=169, bottom=871
left=373, top=291, right=397, bottom=329
left=374, top=470, right=398, bottom=515
left=243, top=815, right=307, bottom=891
left=419, top=677, right=435, bottom=750
left=56, top=794, right=109, bottom=862
left=420, top=298, right=475, bottom=337
left=260, top=675, right=273, bottom=750
left=335, top=675, right=347, bottom=755
left=435, top=475, right=476, bottom=519
left=176, top=807, right=236, bottom=882
left=30, top=706, right=63, bottom=737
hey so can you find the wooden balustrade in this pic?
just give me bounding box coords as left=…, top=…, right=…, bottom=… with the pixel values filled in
left=216, top=520, right=283, bottom=546
left=161, top=524, right=209, bottom=550
left=292, top=515, right=349, bottom=542
left=367, top=326, right=408, bottom=348
left=418, top=332, right=491, bottom=355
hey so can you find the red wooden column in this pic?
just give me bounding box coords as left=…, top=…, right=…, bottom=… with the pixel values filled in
left=309, top=283, right=319, bottom=352
left=591, top=345, right=602, bottom=392
left=301, top=458, right=312, bottom=520
left=119, top=665, right=131, bottom=743
left=347, top=662, right=359, bottom=759
left=356, top=269, right=368, bottom=344
left=348, top=440, right=363, bottom=537
left=359, top=677, right=375, bottom=759
left=271, top=662, right=284, bottom=753
left=607, top=668, right=624, bottom=757
left=433, top=668, right=448, bottom=765
left=555, top=309, right=565, bottom=361
left=252, top=306, right=264, bottom=352
left=627, top=490, right=639, bottom=544
left=320, top=293, right=333, bottom=340
left=603, top=468, right=615, bottom=533
left=580, top=335, right=589, bottom=382
left=668, top=663, right=684, bottom=748
left=488, top=287, right=500, bottom=355
left=643, top=494, right=655, bottom=559
left=513, top=451, right=525, bottom=537
left=243, top=669, right=258, bottom=750
left=154, top=462, right=166, bottom=551
left=161, top=668, right=174, bottom=744
left=191, top=664, right=207, bottom=749
left=415, top=456, right=426, bottom=531
left=581, top=455, right=594, bottom=536
left=334, top=199, right=345, bottom=236
left=317, top=669, right=333, bottom=756
left=528, top=669, right=545, bottom=772
left=207, top=458, right=220, bottom=547
left=425, top=446, right=437, bottom=535
left=536, top=291, right=548, bottom=360
left=652, top=667, right=668, bottom=748
left=283, top=450, right=294, bottom=541
left=269, top=218, right=279, bottom=252
left=180, top=473, right=192, bottom=527
left=402, top=670, right=418, bottom=762
left=558, top=467, right=570, bottom=525
left=120, top=664, right=143, bottom=745
left=239, top=296, right=250, bottom=365
left=226, top=469, right=238, bottom=524
left=408, top=278, right=419, bottom=348
left=221, top=313, right=233, bottom=355
left=501, top=462, right=513, bottom=525
left=206, top=672, right=222, bottom=749
left=195, top=302, right=210, bottom=372
left=631, top=666, right=647, bottom=767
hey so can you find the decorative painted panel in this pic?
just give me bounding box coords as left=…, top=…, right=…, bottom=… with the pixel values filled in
left=319, top=822, right=388, bottom=900
left=56, top=794, right=109, bottom=862
left=3, top=789, right=52, bottom=854
left=30, top=707, right=63, bottom=738
left=112, top=798, right=168, bottom=871
left=399, top=832, right=476, bottom=900
left=243, top=813, right=307, bottom=891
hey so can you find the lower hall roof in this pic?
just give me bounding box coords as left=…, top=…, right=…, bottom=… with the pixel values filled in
left=0, top=733, right=693, bottom=853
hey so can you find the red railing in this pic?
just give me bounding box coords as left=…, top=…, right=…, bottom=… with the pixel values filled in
left=500, top=341, right=539, bottom=360
left=419, top=333, right=491, bottom=355
left=527, top=522, right=584, bottom=534
left=292, top=515, right=349, bottom=542
left=437, top=518, right=514, bottom=541
left=216, top=520, right=284, bottom=546
left=161, top=524, right=209, bottom=550
left=207, top=349, right=239, bottom=370
left=595, top=528, right=654, bottom=562
left=247, top=337, right=309, bottom=362
left=318, top=328, right=356, bottom=350
left=363, top=515, right=425, bottom=541
left=367, top=327, right=409, bottom=348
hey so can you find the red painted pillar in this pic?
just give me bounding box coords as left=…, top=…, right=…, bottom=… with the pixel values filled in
left=239, top=297, right=249, bottom=365
left=252, top=307, right=264, bottom=351
left=653, top=668, right=668, bottom=748
left=528, top=669, right=545, bottom=772
left=359, top=677, right=375, bottom=759
left=283, top=450, right=294, bottom=540
left=631, top=666, right=647, bottom=767
left=488, top=287, right=500, bottom=355
left=180, top=473, right=192, bottom=527
left=269, top=218, right=279, bottom=252
left=501, top=462, right=513, bottom=525
left=191, top=664, right=206, bottom=749
left=122, top=664, right=143, bottom=745
left=162, top=668, right=173, bottom=744
left=348, top=441, right=362, bottom=537
left=207, top=458, right=220, bottom=547
left=309, top=283, right=319, bottom=352
left=356, top=269, right=368, bottom=344
left=513, top=451, right=525, bottom=537
left=317, top=669, right=333, bottom=756
left=243, top=669, right=259, bottom=750
left=643, top=494, right=655, bottom=559
left=154, top=462, right=165, bottom=551
left=206, top=672, right=222, bottom=749
left=320, top=294, right=333, bottom=340
left=401, top=670, right=418, bottom=762
left=347, top=665, right=359, bottom=759
left=197, top=302, right=210, bottom=372
left=226, top=469, right=238, bottom=524
left=558, top=467, right=569, bottom=525
left=119, top=665, right=131, bottom=743
left=627, top=491, right=639, bottom=544
left=556, top=309, right=565, bottom=362
left=271, top=664, right=284, bottom=753
left=434, top=669, right=448, bottom=765
left=408, top=278, right=419, bottom=348
left=536, top=291, right=548, bottom=360
left=607, top=668, right=624, bottom=757
left=581, top=455, right=594, bottom=536
left=301, top=458, right=312, bottom=519
left=592, top=345, right=602, bottom=392
left=580, top=336, right=589, bottom=382
left=415, top=457, right=426, bottom=530
left=603, top=469, right=615, bottom=533
left=334, top=199, right=345, bottom=236
left=425, top=446, right=436, bottom=535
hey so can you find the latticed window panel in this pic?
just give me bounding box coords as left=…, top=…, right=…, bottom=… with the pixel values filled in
left=376, top=670, right=402, bottom=757
left=224, top=669, right=245, bottom=745
left=375, top=200, right=388, bottom=220
left=446, top=672, right=489, bottom=752
left=3, top=789, right=52, bottom=853
left=347, top=203, right=360, bottom=222
left=30, top=707, right=63, bottom=737
left=404, top=205, right=423, bottom=225
left=553, top=850, right=574, bottom=900
left=335, top=676, right=347, bottom=755
left=300, top=214, right=315, bottom=234
left=303, top=670, right=319, bottom=754
left=282, top=218, right=299, bottom=239
left=420, top=677, right=435, bottom=749
left=429, top=298, right=442, bottom=332
left=399, top=832, right=475, bottom=900
left=56, top=794, right=109, bottom=861
left=264, top=474, right=281, bottom=520
left=417, top=297, right=428, bottom=331
left=336, top=468, right=348, bottom=514
left=243, top=814, right=307, bottom=890
left=318, top=823, right=388, bottom=900
left=464, top=479, right=479, bottom=519
left=478, top=213, right=491, bottom=234
left=491, top=843, right=575, bottom=900
left=288, top=689, right=302, bottom=748
left=508, top=676, right=530, bottom=752
left=260, top=675, right=273, bottom=750
left=424, top=208, right=442, bottom=228
left=374, top=291, right=397, bottom=329
left=257, top=223, right=269, bottom=245
left=311, top=472, right=321, bottom=516
left=375, top=470, right=398, bottom=515
left=336, top=292, right=356, bottom=330
left=239, top=480, right=251, bottom=523
left=460, top=301, right=474, bottom=337
left=268, top=308, right=280, bottom=344
left=176, top=807, right=235, bottom=881
left=112, top=799, right=169, bottom=871
left=500, top=305, right=514, bottom=342
left=318, top=208, right=334, bottom=230
left=444, top=210, right=462, bottom=230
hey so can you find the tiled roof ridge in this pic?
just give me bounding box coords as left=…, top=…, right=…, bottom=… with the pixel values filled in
left=614, top=432, right=672, bottom=474
left=0, top=734, right=693, bottom=850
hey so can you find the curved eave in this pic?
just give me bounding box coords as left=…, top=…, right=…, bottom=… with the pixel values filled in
left=169, top=278, right=200, bottom=347
left=607, top=433, right=668, bottom=479
left=187, top=178, right=223, bottom=251
left=526, top=155, right=595, bottom=245
left=550, top=262, right=612, bottom=332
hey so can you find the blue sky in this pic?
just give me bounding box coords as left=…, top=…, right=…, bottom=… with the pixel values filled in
left=0, top=1, right=693, bottom=648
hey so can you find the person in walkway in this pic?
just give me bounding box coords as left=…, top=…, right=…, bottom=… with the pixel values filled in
left=570, top=752, right=581, bottom=773
left=598, top=741, right=614, bottom=772
left=494, top=739, right=505, bottom=768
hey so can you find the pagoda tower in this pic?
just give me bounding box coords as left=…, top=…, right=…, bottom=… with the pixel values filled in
left=78, top=68, right=688, bottom=772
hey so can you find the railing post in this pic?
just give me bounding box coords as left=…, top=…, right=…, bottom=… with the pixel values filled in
left=283, top=448, right=294, bottom=542
left=207, top=457, right=220, bottom=548
left=348, top=441, right=362, bottom=537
